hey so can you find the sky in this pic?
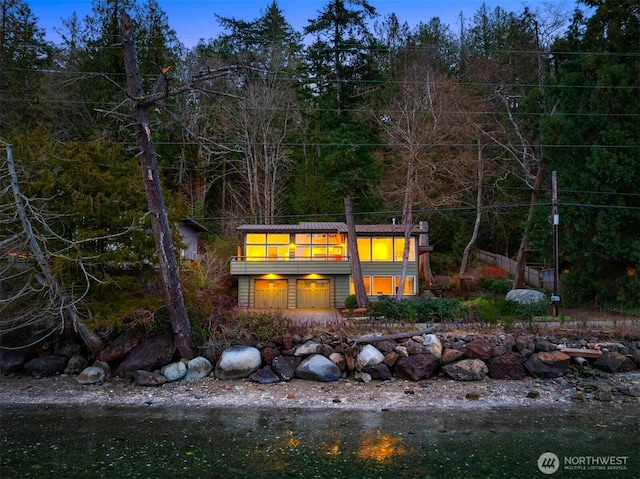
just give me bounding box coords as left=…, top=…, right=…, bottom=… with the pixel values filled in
left=29, top=0, right=572, bottom=48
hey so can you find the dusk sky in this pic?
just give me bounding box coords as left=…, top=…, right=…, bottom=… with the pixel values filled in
left=29, top=0, right=573, bottom=48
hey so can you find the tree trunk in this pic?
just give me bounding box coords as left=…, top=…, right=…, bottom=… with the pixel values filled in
left=418, top=221, right=434, bottom=287
left=5, top=143, right=104, bottom=356
left=513, top=164, right=545, bottom=289
left=460, top=140, right=483, bottom=275
left=345, top=194, right=368, bottom=308
left=120, top=12, right=194, bottom=359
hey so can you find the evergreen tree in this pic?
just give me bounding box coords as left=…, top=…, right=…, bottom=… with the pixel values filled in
left=538, top=0, right=640, bottom=307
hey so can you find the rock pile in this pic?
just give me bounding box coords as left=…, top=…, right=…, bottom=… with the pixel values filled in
left=2, top=329, right=638, bottom=396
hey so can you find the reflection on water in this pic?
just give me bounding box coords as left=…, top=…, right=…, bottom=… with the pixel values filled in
left=1, top=404, right=638, bottom=478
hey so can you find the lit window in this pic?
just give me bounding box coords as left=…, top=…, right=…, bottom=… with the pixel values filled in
left=267, top=233, right=290, bottom=244
left=372, top=238, right=393, bottom=261
left=246, top=233, right=266, bottom=244
left=357, top=238, right=371, bottom=261
left=350, top=276, right=371, bottom=295
left=395, top=276, right=416, bottom=295
left=295, top=233, right=311, bottom=244
left=246, top=245, right=266, bottom=261
left=372, top=276, right=393, bottom=295
left=394, top=238, right=415, bottom=261
left=313, top=233, right=328, bottom=244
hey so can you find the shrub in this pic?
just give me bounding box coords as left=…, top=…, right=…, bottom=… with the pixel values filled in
left=344, top=294, right=358, bottom=309
left=236, top=310, right=291, bottom=342
left=480, top=277, right=513, bottom=294
left=369, top=296, right=469, bottom=323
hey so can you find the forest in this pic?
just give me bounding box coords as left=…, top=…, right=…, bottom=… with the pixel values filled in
left=1, top=0, right=639, bottom=356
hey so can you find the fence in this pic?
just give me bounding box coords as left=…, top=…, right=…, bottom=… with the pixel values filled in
left=477, top=250, right=545, bottom=290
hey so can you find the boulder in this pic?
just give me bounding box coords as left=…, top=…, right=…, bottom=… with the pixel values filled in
left=329, top=352, right=346, bottom=371
left=362, top=363, right=392, bottom=380
left=594, top=352, right=636, bottom=373
left=77, top=366, right=107, bottom=385
left=185, top=356, right=213, bottom=380
left=441, top=348, right=465, bottom=365
left=135, top=370, right=167, bottom=386
left=466, top=338, right=493, bottom=361
left=64, top=354, right=88, bottom=375
left=98, top=329, right=144, bottom=362
left=248, top=367, right=281, bottom=384
left=294, top=341, right=322, bottom=356
left=394, top=353, right=440, bottom=381
left=506, top=289, right=546, bottom=304
left=295, top=354, right=342, bottom=382
left=406, top=339, right=427, bottom=355
left=114, top=335, right=176, bottom=380
left=422, top=334, right=443, bottom=358
left=0, top=348, right=33, bottom=373
left=24, top=354, right=68, bottom=378
left=215, top=346, right=262, bottom=380
left=442, top=359, right=488, bottom=381
left=524, top=351, right=570, bottom=378
left=272, top=355, right=299, bottom=381
left=162, top=361, right=187, bottom=382
left=355, top=344, right=385, bottom=371
left=488, top=352, right=526, bottom=380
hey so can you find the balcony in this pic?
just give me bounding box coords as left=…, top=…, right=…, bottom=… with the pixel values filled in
left=230, top=255, right=352, bottom=275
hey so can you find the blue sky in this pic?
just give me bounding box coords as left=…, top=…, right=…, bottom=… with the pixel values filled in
left=30, top=0, right=573, bottom=48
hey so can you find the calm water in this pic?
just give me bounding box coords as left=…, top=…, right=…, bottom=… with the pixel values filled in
left=1, top=403, right=637, bottom=478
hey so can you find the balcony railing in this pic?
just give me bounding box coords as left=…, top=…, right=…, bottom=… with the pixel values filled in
left=232, top=254, right=348, bottom=262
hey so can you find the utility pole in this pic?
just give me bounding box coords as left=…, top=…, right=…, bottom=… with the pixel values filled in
left=551, top=171, right=560, bottom=317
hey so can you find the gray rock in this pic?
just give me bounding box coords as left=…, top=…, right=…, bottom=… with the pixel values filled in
left=98, top=329, right=144, bottom=363
left=362, top=363, right=392, bottom=380
left=215, top=346, right=262, bottom=380
left=524, top=351, right=570, bottom=378
left=77, top=366, right=106, bottom=385
left=248, top=367, right=281, bottom=384
left=93, top=360, right=112, bottom=379
left=422, top=334, right=442, bottom=358
left=114, top=335, right=176, bottom=380
left=443, top=359, right=488, bottom=381
left=162, top=361, right=187, bottom=382
left=394, top=353, right=440, bottom=381
left=135, top=369, right=167, bottom=386
left=185, top=356, right=213, bottom=380
left=594, top=352, right=636, bottom=373
left=372, top=339, right=398, bottom=353
left=294, top=341, right=322, bottom=356
left=506, top=289, right=546, bottom=304
left=406, top=339, right=427, bottom=355
left=272, top=355, right=299, bottom=381
left=64, top=354, right=88, bottom=375
left=295, top=354, right=342, bottom=382
left=355, top=344, right=385, bottom=371
left=24, top=354, right=68, bottom=378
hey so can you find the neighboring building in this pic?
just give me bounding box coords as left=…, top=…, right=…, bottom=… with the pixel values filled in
left=178, top=218, right=209, bottom=262
left=230, top=222, right=430, bottom=309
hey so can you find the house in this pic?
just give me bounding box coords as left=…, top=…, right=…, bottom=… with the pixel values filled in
left=177, top=218, right=208, bottom=262
left=230, top=222, right=431, bottom=309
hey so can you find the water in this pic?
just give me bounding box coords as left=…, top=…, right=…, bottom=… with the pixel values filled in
left=1, top=404, right=637, bottom=478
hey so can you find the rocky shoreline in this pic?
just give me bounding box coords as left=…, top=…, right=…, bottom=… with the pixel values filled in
left=2, top=327, right=639, bottom=411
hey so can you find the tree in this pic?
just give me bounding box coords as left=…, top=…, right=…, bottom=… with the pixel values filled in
left=0, top=0, right=52, bottom=135
left=538, top=0, right=640, bottom=307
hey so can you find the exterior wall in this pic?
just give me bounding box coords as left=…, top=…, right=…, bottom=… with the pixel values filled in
left=177, top=225, right=199, bottom=260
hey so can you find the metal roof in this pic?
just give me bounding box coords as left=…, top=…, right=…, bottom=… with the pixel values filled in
left=236, top=222, right=424, bottom=235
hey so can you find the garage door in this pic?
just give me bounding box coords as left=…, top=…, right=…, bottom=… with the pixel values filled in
left=254, top=279, right=288, bottom=309
left=296, top=279, right=330, bottom=308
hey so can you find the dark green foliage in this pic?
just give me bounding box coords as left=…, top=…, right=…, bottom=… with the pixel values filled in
left=369, top=296, right=469, bottom=323
left=344, top=294, right=358, bottom=309
left=472, top=296, right=550, bottom=324
left=480, top=277, right=514, bottom=295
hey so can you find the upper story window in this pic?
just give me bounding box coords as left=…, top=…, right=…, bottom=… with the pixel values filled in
left=246, top=233, right=291, bottom=261
left=294, top=233, right=344, bottom=260
left=357, top=237, right=415, bottom=262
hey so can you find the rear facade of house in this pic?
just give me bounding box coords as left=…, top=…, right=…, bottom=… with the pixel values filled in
left=230, top=222, right=427, bottom=309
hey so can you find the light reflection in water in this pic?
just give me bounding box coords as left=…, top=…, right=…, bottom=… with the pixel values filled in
left=356, top=429, right=406, bottom=464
